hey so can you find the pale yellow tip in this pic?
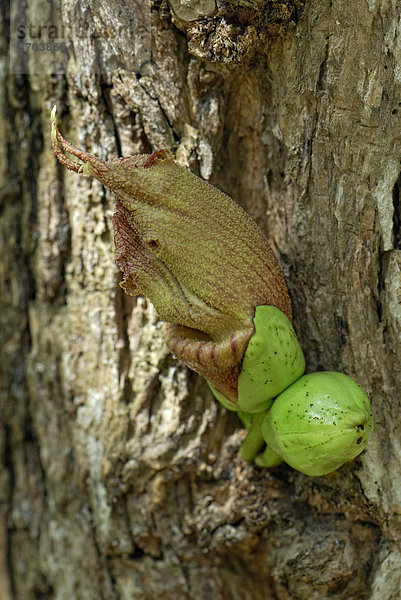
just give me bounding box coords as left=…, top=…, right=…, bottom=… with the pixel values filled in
left=50, top=105, right=58, bottom=141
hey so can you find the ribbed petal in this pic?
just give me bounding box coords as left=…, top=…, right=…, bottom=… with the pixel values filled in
left=51, top=107, right=292, bottom=402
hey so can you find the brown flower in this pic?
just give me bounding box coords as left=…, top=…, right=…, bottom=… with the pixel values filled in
left=51, top=107, right=291, bottom=402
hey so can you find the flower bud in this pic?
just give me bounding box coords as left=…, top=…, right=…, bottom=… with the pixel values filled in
left=261, top=371, right=374, bottom=476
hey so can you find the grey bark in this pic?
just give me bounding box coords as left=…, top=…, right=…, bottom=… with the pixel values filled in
left=1, top=0, right=401, bottom=598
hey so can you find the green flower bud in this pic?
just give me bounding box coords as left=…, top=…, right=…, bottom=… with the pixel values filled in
left=208, top=305, right=305, bottom=412
left=261, top=371, right=374, bottom=476
left=236, top=305, right=305, bottom=412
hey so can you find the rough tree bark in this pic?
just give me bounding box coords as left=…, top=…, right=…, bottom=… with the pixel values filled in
left=1, top=0, right=401, bottom=598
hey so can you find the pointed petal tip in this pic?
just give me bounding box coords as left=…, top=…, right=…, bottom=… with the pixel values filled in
left=50, top=109, right=97, bottom=175
left=50, top=106, right=58, bottom=141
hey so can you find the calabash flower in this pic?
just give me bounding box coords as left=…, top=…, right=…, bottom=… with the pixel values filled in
left=50, top=107, right=292, bottom=403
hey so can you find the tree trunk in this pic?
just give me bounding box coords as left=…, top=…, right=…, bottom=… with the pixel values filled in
left=1, top=0, right=401, bottom=598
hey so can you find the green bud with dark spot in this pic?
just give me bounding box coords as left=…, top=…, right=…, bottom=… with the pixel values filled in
left=261, top=371, right=374, bottom=476
left=237, top=305, right=305, bottom=412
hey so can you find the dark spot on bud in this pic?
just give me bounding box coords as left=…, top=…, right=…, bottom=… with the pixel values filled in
left=147, top=239, right=160, bottom=250
left=357, top=437, right=363, bottom=444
